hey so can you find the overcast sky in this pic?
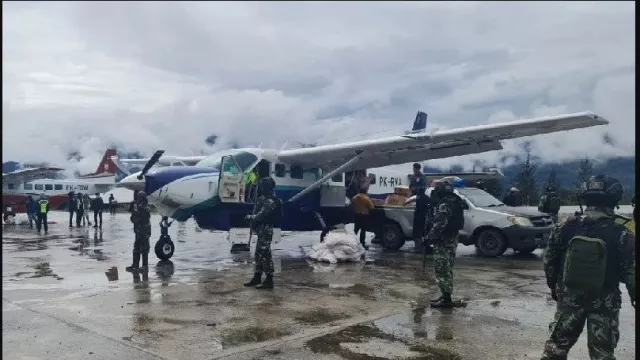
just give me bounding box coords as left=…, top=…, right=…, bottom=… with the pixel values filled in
left=2, top=1, right=635, bottom=175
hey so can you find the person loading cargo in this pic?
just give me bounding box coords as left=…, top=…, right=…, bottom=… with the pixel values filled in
left=351, top=188, right=375, bottom=250
left=410, top=163, right=431, bottom=243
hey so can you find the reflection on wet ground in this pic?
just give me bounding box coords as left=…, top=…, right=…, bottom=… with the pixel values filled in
left=2, top=211, right=635, bottom=360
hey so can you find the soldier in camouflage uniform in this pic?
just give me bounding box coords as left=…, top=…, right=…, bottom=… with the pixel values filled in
left=428, top=180, right=465, bottom=308
left=541, top=174, right=635, bottom=360
left=244, top=177, right=282, bottom=290
left=126, top=191, right=152, bottom=273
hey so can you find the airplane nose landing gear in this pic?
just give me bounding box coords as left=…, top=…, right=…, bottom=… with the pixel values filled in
left=154, top=234, right=175, bottom=261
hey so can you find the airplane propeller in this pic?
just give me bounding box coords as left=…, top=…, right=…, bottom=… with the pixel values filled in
left=137, top=150, right=165, bottom=180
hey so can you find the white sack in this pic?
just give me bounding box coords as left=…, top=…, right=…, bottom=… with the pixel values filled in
left=307, top=231, right=366, bottom=264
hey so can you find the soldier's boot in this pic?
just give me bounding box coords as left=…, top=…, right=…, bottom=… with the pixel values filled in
left=244, top=272, right=262, bottom=287
left=430, top=293, right=453, bottom=308
left=139, top=253, right=149, bottom=272
left=256, top=274, right=274, bottom=289
left=126, top=253, right=140, bottom=272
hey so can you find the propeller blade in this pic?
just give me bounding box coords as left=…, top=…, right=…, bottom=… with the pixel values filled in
left=137, top=150, right=165, bottom=180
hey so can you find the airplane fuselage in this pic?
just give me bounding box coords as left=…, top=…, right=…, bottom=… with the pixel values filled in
left=2, top=177, right=116, bottom=212
left=118, top=148, right=495, bottom=232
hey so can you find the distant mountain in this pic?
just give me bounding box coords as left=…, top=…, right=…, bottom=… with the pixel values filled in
left=2, top=161, right=20, bottom=173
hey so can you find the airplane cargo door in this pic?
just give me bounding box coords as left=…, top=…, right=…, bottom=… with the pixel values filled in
left=218, top=156, right=245, bottom=203
left=320, top=172, right=347, bottom=207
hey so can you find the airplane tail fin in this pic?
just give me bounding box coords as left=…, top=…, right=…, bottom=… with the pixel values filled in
left=79, top=149, right=117, bottom=178
left=411, top=111, right=427, bottom=132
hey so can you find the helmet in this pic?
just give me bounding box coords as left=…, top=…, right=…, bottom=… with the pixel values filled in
left=136, top=191, right=148, bottom=204
left=581, top=174, right=623, bottom=208
left=258, top=177, right=276, bottom=195
left=433, top=179, right=454, bottom=197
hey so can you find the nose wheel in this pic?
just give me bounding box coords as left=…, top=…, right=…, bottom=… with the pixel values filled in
left=155, top=235, right=175, bottom=261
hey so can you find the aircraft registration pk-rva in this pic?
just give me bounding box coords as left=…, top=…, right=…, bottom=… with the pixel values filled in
left=117, top=110, right=608, bottom=256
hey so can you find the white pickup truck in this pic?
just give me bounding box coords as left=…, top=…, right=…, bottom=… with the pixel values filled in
left=369, top=186, right=554, bottom=257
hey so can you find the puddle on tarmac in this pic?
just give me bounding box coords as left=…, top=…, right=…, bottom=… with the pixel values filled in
left=293, top=308, right=350, bottom=326
left=220, top=326, right=293, bottom=347
left=305, top=321, right=462, bottom=360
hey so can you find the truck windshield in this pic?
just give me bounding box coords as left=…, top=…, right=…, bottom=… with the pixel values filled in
left=457, top=187, right=504, bottom=208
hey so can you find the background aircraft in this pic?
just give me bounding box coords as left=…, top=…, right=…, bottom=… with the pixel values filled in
left=117, top=111, right=607, bottom=259
left=2, top=149, right=118, bottom=212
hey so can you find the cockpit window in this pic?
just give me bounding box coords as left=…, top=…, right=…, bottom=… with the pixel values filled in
left=195, top=149, right=259, bottom=172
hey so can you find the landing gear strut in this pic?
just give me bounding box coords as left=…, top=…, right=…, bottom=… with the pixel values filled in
left=154, top=234, right=175, bottom=261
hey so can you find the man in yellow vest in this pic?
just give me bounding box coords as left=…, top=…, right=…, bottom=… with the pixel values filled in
left=36, top=193, right=50, bottom=234
left=245, top=168, right=258, bottom=202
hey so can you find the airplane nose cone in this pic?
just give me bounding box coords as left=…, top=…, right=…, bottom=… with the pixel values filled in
left=117, top=172, right=145, bottom=191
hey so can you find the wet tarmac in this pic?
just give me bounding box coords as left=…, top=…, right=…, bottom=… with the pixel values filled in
left=2, top=211, right=635, bottom=360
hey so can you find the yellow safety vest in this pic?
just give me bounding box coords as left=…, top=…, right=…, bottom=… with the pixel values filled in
left=247, top=171, right=257, bottom=184
left=39, top=200, right=48, bottom=214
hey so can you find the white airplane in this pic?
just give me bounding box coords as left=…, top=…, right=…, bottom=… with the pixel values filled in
left=117, top=111, right=608, bottom=258
left=2, top=149, right=119, bottom=213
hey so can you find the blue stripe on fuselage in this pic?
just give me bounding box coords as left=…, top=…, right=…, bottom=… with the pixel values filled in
left=145, top=167, right=219, bottom=195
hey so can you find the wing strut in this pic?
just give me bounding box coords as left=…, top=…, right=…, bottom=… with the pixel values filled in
left=287, top=151, right=365, bottom=203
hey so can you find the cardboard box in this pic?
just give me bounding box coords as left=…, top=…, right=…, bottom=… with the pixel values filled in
left=394, top=186, right=411, bottom=197
left=384, top=194, right=408, bottom=207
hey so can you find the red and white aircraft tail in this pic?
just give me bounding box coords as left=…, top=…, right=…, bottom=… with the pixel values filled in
left=78, top=149, right=117, bottom=181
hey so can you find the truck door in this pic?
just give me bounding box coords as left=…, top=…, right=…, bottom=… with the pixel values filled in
left=218, top=155, right=246, bottom=203
left=320, top=172, right=347, bottom=207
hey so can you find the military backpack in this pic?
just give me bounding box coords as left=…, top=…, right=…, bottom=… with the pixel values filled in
left=562, top=217, right=619, bottom=292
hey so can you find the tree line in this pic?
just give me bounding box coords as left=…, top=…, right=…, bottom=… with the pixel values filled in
left=473, top=151, right=634, bottom=206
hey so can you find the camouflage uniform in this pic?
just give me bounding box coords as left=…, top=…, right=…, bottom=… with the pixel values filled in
left=127, top=192, right=152, bottom=272
left=429, top=196, right=459, bottom=298
left=244, top=178, right=282, bottom=289
left=541, top=208, right=636, bottom=360
left=250, top=194, right=280, bottom=275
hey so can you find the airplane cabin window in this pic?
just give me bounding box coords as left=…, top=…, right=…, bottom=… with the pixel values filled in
left=368, top=173, right=376, bottom=185
left=331, top=173, right=343, bottom=182
left=35, top=184, right=43, bottom=190
left=290, top=165, right=303, bottom=179
left=274, top=164, right=286, bottom=178
left=8, top=183, right=16, bottom=190
left=54, top=184, right=63, bottom=190
left=24, top=183, right=33, bottom=190
left=45, top=184, right=53, bottom=191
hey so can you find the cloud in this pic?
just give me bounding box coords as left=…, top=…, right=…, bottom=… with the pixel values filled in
left=2, top=1, right=635, bottom=175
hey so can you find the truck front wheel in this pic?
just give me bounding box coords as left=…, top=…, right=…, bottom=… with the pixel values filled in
left=475, top=229, right=508, bottom=257
left=379, top=223, right=406, bottom=251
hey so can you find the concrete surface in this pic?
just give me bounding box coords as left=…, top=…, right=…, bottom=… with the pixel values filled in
left=2, top=211, right=635, bottom=360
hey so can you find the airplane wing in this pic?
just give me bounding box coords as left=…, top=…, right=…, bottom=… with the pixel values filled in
left=2, top=167, right=65, bottom=184
left=278, top=112, right=607, bottom=171
left=280, top=112, right=608, bottom=202
left=119, top=156, right=207, bottom=166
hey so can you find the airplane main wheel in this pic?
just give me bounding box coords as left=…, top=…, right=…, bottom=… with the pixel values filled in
left=155, top=236, right=175, bottom=261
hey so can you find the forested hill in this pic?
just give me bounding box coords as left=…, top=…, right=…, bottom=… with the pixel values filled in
left=424, top=156, right=636, bottom=202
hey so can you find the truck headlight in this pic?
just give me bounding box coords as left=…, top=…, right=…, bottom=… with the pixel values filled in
left=508, top=216, right=533, bottom=227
